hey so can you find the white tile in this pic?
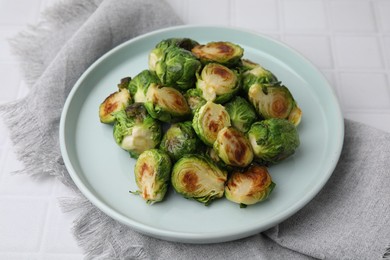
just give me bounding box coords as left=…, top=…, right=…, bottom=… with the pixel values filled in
left=165, top=0, right=187, bottom=20
left=281, top=0, right=327, bottom=31
left=0, top=253, right=39, bottom=260
left=42, top=198, right=83, bottom=254
left=0, top=63, right=21, bottom=103
left=334, top=36, right=383, bottom=68
left=339, top=72, right=390, bottom=111
left=0, top=198, right=48, bottom=252
left=187, top=0, right=230, bottom=25
left=374, top=0, right=390, bottom=32
left=0, top=119, right=8, bottom=147
left=41, top=254, right=84, bottom=260
left=329, top=1, right=376, bottom=32
left=233, top=0, right=278, bottom=31
left=0, top=0, right=42, bottom=25
left=283, top=36, right=333, bottom=69
left=0, top=149, right=55, bottom=196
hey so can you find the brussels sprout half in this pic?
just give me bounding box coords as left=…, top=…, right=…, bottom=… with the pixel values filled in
left=171, top=155, right=227, bottom=205
left=196, top=63, right=240, bottom=104
left=191, top=41, right=244, bottom=66
left=99, top=87, right=131, bottom=124
left=128, top=70, right=160, bottom=103
left=242, top=65, right=278, bottom=92
left=225, top=165, right=275, bottom=207
left=113, top=103, right=162, bottom=158
left=213, top=126, right=254, bottom=168
left=159, top=121, right=201, bottom=161
left=247, top=118, right=300, bottom=164
left=247, top=83, right=296, bottom=121
left=224, top=96, right=257, bottom=133
left=145, top=84, right=191, bottom=122
left=238, top=59, right=261, bottom=72
left=192, top=101, right=231, bottom=146
left=149, top=38, right=199, bottom=71
left=155, top=46, right=202, bottom=91
left=184, top=88, right=206, bottom=114
left=132, top=149, right=172, bottom=204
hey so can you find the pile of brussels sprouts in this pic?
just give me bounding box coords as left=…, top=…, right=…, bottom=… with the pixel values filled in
left=99, top=38, right=302, bottom=208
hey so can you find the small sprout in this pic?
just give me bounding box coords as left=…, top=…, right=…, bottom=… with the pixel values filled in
left=238, top=59, right=261, bottom=72
left=225, top=164, right=275, bottom=207
left=196, top=63, right=240, bottom=104
left=128, top=70, right=160, bottom=103
left=192, top=101, right=231, bottom=146
left=288, top=104, right=303, bottom=126
left=144, top=84, right=191, bottom=122
left=113, top=103, right=161, bottom=158
left=117, top=77, right=131, bottom=89
left=155, top=46, right=202, bottom=91
left=171, top=155, right=227, bottom=205
left=204, top=146, right=231, bottom=171
left=99, top=87, right=131, bottom=124
left=247, top=118, right=300, bottom=164
left=242, top=65, right=278, bottom=92
left=132, top=149, right=172, bottom=204
left=184, top=88, right=206, bottom=114
left=191, top=41, right=244, bottom=66
left=149, top=38, right=199, bottom=71
left=159, top=121, right=201, bottom=162
left=213, top=126, right=254, bottom=168
left=224, top=96, right=257, bottom=133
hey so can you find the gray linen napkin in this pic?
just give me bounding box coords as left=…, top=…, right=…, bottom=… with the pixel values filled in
left=1, top=0, right=389, bottom=259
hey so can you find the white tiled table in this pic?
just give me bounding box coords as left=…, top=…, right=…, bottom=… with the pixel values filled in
left=0, top=0, right=389, bottom=259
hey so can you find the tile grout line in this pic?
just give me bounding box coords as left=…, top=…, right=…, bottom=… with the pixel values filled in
left=324, top=0, right=345, bottom=113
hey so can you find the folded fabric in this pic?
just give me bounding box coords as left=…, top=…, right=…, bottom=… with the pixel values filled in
left=1, top=0, right=389, bottom=259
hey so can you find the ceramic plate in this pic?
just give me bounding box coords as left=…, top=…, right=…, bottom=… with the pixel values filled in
left=59, top=25, right=344, bottom=244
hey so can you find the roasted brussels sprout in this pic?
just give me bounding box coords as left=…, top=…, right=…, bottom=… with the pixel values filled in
left=192, top=101, right=231, bottom=146
left=144, top=84, right=191, bottom=122
left=238, top=59, right=261, bottom=72
left=242, top=65, right=278, bottom=92
left=196, top=63, right=240, bottom=104
left=184, top=88, right=206, bottom=114
left=113, top=103, right=161, bottom=158
left=132, top=149, right=172, bottom=204
left=171, top=155, right=227, bottom=205
left=224, top=96, right=257, bottom=133
left=191, top=41, right=244, bottom=66
left=155, top=46, right=202, bottom=91
left=213, top=126, right=254, bottom=167
left=247, top=83, right=300, bottom=123
left=288, top=105, right=303, bottom=126
left=128, top=70, right=160, bottom=103
left=247, top=118, right=300, bottom=164
left=225, top=165, right=275, bottom=207
left=99, top=87, right=131, bottom=124
left=204, top=146, right=230, bottom=171
left=159, top=121, right=201, bottom=161
left=148, top=38, right=199, bottom=71
left=117, top=76, right=131, bottom=89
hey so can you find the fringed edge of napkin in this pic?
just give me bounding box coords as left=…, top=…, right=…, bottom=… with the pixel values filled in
left=0, top=0, right=104, bottom=188
left=384, top=246, right=390, bottom=259
left=7, top=0, right=101, bottom=88
left=59, top=196, right=150, bottom=260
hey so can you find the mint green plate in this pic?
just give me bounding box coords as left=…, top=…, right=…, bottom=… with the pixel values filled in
left=60, top=25, right=344, bottom=244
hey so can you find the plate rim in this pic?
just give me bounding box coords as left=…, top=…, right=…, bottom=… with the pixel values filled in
left=59, top=24, right=345, bottom=243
